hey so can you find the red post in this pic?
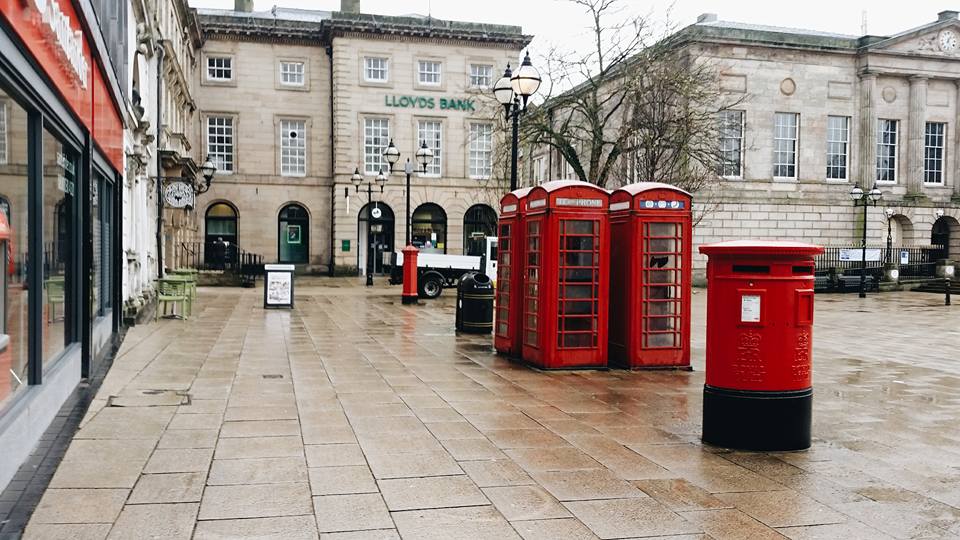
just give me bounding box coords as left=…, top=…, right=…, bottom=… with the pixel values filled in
left=401, top=245, right=419, bottom=305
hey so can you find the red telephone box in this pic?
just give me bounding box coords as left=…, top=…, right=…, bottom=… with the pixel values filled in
left=698, top=240, right=824, bottom=451
left=521, top=181, right=609, bottom=369
left=494, top=188, right=532, bottom=358
left=609, top=183, right=692, bottom=369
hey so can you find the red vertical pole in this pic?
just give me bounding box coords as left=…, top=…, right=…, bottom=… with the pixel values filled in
left=402, top=245, right=419, bottom=304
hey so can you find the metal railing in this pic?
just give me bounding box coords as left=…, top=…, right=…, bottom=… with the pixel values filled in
left=176, top=241, right=264, bottom=284
left=815, top=244, right=944, bottom=280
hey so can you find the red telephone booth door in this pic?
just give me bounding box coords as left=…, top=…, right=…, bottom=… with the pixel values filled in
left=639, top=219, right=688, bottom=365
left=522, top=217, right=542, bottom=358
left=494, top=220, right=513, bottom=349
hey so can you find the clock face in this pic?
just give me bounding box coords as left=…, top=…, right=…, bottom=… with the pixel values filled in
left=939, top=30, right=958, bottom=52
left=163, top=181, right=195, bottom=208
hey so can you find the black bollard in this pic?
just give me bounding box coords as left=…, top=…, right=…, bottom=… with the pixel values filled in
left=946, top=277, right=952, bottom=306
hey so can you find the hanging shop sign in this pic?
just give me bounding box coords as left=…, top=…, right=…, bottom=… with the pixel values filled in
left=384, top=95, right=476, bottom=112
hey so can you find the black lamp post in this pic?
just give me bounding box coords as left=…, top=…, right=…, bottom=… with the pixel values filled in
left=493, top=51, right=541, bottom=192
left=382, top=139, right=433, bottom=246
left=351, top=167, right=387, bottom=286
left=849, top=183, right=882, bottom=298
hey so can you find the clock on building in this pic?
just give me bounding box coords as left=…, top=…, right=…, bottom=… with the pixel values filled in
left=938, top=29, right=958, bottom=52
left=163, top=181, right=195, bottom=209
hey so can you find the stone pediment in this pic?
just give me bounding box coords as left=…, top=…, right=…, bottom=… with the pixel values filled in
left=868, top=20, right=960, bottom=58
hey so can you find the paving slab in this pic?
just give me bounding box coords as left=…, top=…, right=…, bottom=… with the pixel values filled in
left=128, top=472, right=206, bottom=504
left=193, top=515, right=320, bottom=540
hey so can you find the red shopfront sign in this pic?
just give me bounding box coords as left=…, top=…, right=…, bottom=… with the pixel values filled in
left=0, top=0, right=123, bottom=170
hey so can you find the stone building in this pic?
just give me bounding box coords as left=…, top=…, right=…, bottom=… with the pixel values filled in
left=193, top=1, right=530, bottom=275
left=531, top=11, right=960, bottom=280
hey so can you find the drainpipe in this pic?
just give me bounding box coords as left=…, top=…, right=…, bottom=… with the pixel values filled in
left=155, top=42, right=165, bottom=278
left=327, top=44, right=335, bottom=277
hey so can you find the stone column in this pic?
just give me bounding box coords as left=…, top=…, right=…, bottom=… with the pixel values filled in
left=954, top=80, right=960, bottom=198
left=858, top=72, right=877, bottom=188
left=906, top=76, right=928, bottom=196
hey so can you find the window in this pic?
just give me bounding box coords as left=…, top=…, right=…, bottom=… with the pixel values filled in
left=876, top=119, right=898, bottom=183
left=826, top=116, right=849, bottom=180
left=0, top=102, right=6, bottom=164
left=718, top=110, right=743, bottom=177
left=279, top=61, right=304, bottom=86
left=463, top=204, right=497, bottom=256
left=523, top=220, right=541, bottom=347
left=468, top=123, right=492, bottom=179
left=469, top=64, right=493, bottom=88
left=417, top=120, right=442, bottom=176
left=364, top=57, right=388, bottom=82
left=533, top=157, right=545, bottom=183
left=924, top=122, right=946, bottom=184
left=280, top=119, right=306, bottom=176
left=412, top=203, right=447, bottom=253
left=43, top=128, right=78, bottom=370
left=363, top=117, right=389, bottom=174
left=0, top=93, right=26, bottom=410
left=418, top=60, right=442, bottom=85
left=773, top=112, right=798, bottom=178
left=207, top=116, right=234, bottom=173
left=207, top=56, right=232, bottom=81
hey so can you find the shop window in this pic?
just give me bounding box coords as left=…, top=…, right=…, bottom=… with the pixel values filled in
left=42, top=126, right=78, bottom=370
left=0, top=92, right=27, bottom=409
left=412, top=203, right=447, bottom=254
left=91, top=177, right=100, bottom=314
left=463, top=204, right=497, bottom=257
left=0, top=101, right=7, bottom=164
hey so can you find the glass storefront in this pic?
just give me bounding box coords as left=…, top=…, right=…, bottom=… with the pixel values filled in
left=42, top=127, right=77, bottom=368
left=0, top=91, right=28, bottom=410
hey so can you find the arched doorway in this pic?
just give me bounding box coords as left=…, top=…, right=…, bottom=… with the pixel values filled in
left=412, top=203, right=447, bottom=254
left=931, top=215, right=960, bottom=259
left=463, top=204, right=497, bottom=256
left=358, top=202, right=394, bottom=276
left=278, top=204, right=309, bottom=264
left=205, top=202, right=238, bottom=266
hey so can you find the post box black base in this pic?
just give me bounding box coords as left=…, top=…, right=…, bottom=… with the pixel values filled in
left=702, top=385, right=812, bottom=451
left=402, top=295, right=418, bottom=305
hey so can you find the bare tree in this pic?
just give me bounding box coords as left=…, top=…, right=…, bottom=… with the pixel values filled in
left=523, top=0, right=744, bottom=192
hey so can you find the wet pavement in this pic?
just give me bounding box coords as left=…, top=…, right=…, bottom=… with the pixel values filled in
left=21, top=279, right=960, bottom=539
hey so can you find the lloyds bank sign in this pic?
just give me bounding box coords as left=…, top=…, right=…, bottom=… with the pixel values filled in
left=384, top=94, right=476, bottom=112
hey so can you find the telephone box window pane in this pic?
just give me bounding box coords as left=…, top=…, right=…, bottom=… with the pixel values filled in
left=42, top=128, right=78, bottom=369
left=642, top=221, right=683, bottom=349
left=0, top=92, right=28, bottom=410
left=558, top=219, right=600, bottom=349
left=495, top=223, right=511, bottom=338
left=523, top=219, right=541, bottom=347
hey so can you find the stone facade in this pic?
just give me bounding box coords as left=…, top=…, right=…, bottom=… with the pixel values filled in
left=529, top=12, right=960, bottom=281
left=192, top=3, right=529, bottom=275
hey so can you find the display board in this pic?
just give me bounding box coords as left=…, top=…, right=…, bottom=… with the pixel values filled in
left=263, top=264, right=295, bottom=308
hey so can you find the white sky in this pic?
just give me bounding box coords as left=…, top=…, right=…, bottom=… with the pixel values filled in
left=190, top=0, right=959, bottom=67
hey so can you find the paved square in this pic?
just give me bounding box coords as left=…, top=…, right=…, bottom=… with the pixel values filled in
left=22, top=281, right=960, bottom=538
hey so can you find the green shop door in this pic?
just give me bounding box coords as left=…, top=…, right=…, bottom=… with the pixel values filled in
left=279, top=204, right=309, bottom=264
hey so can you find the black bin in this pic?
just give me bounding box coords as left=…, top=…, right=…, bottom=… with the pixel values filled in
left=456, top=272, right=494, bottom=334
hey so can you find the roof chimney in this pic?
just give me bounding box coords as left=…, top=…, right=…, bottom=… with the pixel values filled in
left=235, top=0, right=253, bottom=12
left=341, top=0, right=360, bottom=14
left=697, top=13, right=718, bottom=24
left=938, top=10, right=958, bottom=21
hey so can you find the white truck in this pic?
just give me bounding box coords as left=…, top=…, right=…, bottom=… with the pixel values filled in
left=387, top=237, right=498, bottom=299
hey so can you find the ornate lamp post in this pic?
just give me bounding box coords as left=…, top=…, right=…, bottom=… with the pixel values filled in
left=849, top=184, right=882, bottom=298
left=382, top=139, right=433, bottom=246
left=493, top=51, right=541, bottom=192
left=350, top=167, right=387, bottom=286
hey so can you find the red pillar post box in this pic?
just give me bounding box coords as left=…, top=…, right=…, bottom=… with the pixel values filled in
left=494, top=188, right=532, bottom=358
left=401, top=245, right=420, bottom=305
left=698, top=240, right=824, bottom=451
left=609, top=183, right=692, bottom=369
left=521, top=181, right=609, bottom=369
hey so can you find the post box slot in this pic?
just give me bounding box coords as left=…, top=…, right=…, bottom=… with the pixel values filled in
left=732, top=265, right=770, bottom=274
left=792, top=265, right=814, bottom=275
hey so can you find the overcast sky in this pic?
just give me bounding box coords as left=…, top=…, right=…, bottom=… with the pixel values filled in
left=190, top=0, right=959, bottom=69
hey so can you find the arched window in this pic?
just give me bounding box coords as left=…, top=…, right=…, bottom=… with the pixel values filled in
left=412, top=203, right=447, bottom=254
left=278, top=204, right=309, bottom=264
left=463, top=204, right=497, bottom=256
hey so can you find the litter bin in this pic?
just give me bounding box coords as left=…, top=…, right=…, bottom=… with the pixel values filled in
left=456, top=272, right=494, bottom=334
left=698, top=240, right=823, bottom=451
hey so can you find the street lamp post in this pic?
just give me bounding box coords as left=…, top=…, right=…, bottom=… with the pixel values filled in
left=382, top=139, right=433, bottom=246
left=351, top=167, right=387, bottom=287
left=849, top=184, right=883, bottom=298
left=885, top=208, right=895, bottom=265
left=493, top=51, right=541, bottom=192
